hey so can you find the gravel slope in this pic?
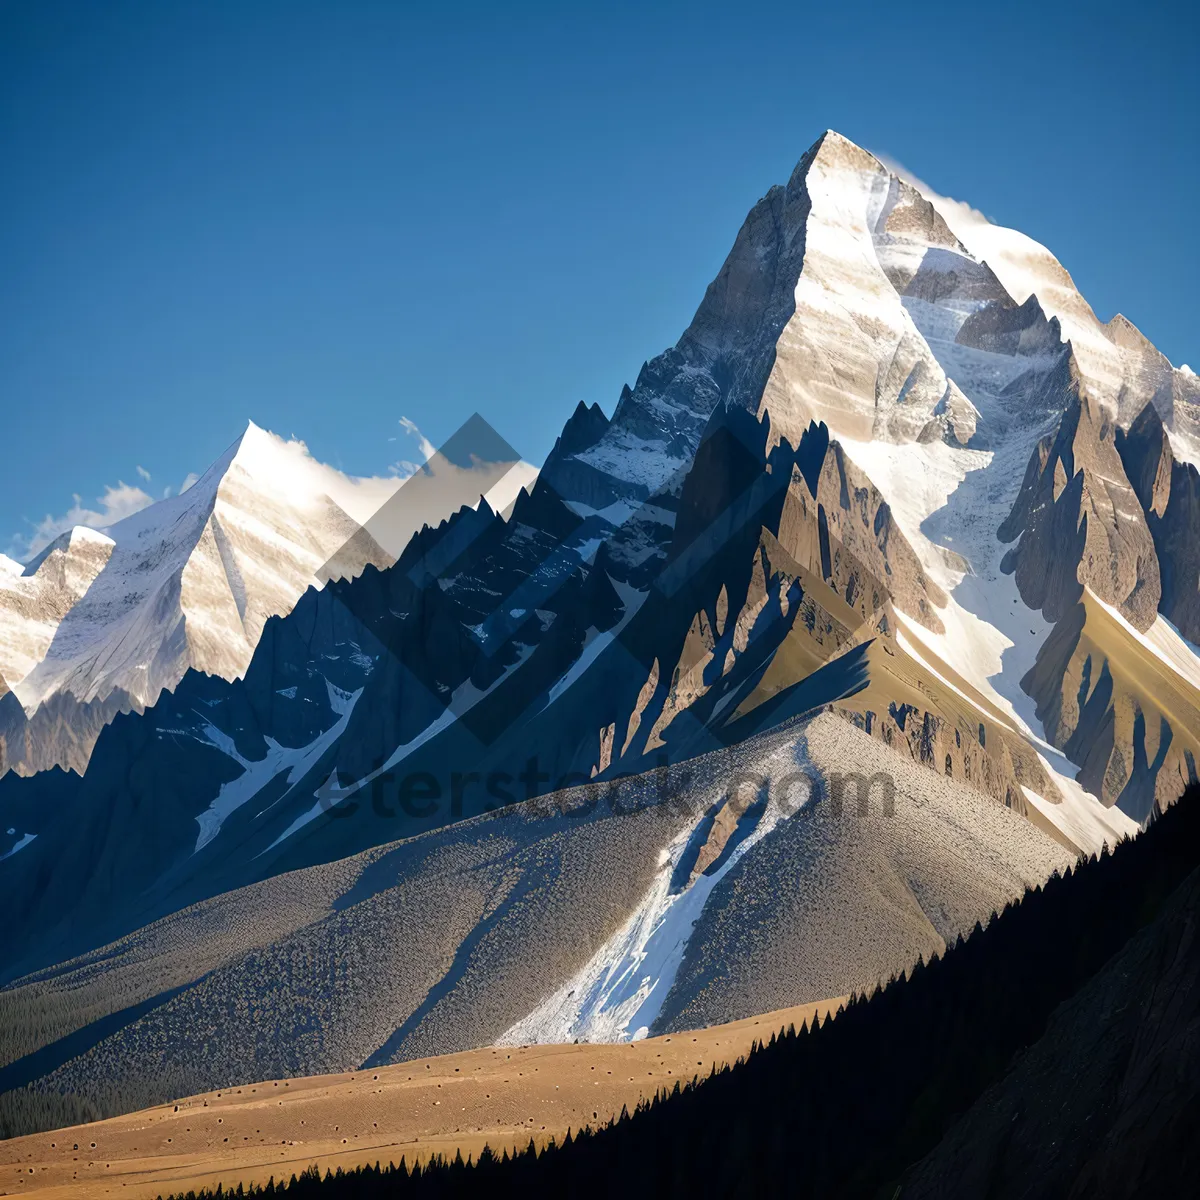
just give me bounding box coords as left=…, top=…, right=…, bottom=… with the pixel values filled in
left=1, top=714, right=1072, bottom=1131
left=654, top=713, right=1073, bottom=1030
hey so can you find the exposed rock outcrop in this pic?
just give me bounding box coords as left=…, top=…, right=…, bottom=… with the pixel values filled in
left=955, top=293, right=1061, bottom=358
left=1020, top=590, right=1200, bottom=818
left=776, top=429, right=947, bottom=632
left=1000, top=388, right=1161, bottom=630
left=1117, top=402, right=1200, bottom=642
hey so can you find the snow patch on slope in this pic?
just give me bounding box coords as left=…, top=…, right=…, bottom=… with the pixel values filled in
left=264, top=636, right=545, bottom=852
left=0, top=832, right=37, bottom=862
left=194, top=680, right=362, bottom=853
left=265, top=701, right=463, bottom=852
left=498, top=777, right=811, bottom=1045
left=576, top=433, right=686, bottom=495
left=1022, top=775, right=1138, bottom=858
left=1090, top=592, right=1200, bottom=694
left=542, top=579, right=646, bottom=709
left=838, top=431, right=1055, bottom=740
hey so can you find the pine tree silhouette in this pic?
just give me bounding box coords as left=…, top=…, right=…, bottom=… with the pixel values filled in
left=160, top=784, right=1200, bottom=1200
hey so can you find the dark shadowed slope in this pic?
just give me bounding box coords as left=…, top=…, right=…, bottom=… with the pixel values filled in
left=0, top=713, right=1070, bottom=1135
left=8, top=128, right=1194, bottom=988
left=150, top=781, right=1199, bottom=1199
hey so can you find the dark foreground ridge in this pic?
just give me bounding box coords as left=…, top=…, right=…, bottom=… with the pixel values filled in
left=154, top=784, right=1200, bottom=1200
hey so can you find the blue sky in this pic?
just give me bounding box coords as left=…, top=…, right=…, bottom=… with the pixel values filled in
left=2, top=0, right=1196, bottom=557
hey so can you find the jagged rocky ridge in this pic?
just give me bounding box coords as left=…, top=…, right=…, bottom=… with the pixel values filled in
left=0, top=418, right=537, bottom=780
left=0, top=425, right=400, bottom=777
left=1, top=131, right=1195, bottom=1047
left=1005, top=395, right=1200, bottom=816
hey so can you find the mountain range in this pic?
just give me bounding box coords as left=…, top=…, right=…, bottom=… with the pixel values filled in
left=1, top=130, right=1197, bottom=1137
left=0, top=420, right=537, bottom=780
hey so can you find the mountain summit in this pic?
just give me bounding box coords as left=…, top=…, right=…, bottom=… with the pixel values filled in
left=0, top=423, right=537, bottom=776
left=0, top=132, right=1195, bottom=1125
left=1, top=424, right=400, bottom=775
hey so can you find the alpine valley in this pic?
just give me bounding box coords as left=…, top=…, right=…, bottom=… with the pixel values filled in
left=2, top=131, right=1198, bottom=1146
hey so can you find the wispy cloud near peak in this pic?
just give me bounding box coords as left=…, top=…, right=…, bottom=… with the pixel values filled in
left=7, top=481, right=155, bottom=562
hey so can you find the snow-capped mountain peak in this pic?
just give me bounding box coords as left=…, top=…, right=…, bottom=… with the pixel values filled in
left=909, top=176, right=1200, bottom=460
left=1, top=416, right=542, bottom=775
left=1, top=425, right=404, bottom=771
left=3, top=131, right=1198, bottom=1082
left=228, top=420, right=404, bottom=527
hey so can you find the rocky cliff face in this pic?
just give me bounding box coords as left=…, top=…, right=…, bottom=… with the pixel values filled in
left=0, top=129, right=1194, bottom=987
left=1117, top=402, right=1200, bottom=642
left=998, top=390, right=1200, bottom=818
left=538, top=136, right=814, bottom=517
left=999, top=388, right=1161, bottom=630
left=1020, top=590, right=1200, bottom=819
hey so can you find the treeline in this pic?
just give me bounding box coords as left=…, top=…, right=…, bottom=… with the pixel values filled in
left=0, top=980, right=140, bottom=1075
left=163, top=782, right=1200, bottom=1199
left=0, top=1085, right=103, bottom=1141
left=0, top=978, right=202, bottom=1137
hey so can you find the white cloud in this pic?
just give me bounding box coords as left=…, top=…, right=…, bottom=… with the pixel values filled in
left=235, top=421, right=405, bottom=527
left=398, top=416, right=436, bottom=460
left=8, top=480, right=155, bottom=561
left=874, top=154, right=998, bottom=227
left=389, top=416, right=438, bottom=480
left=136, top=465, right=152, bottom=483
left=160, top=470, right=201, bottom=500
